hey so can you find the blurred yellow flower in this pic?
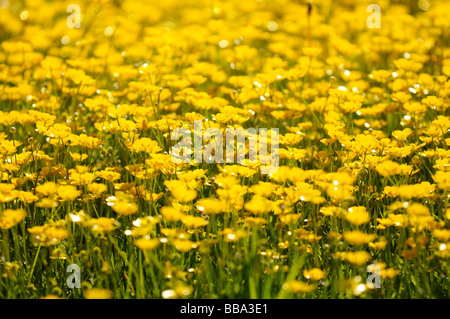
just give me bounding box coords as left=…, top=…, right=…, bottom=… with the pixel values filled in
left=195, top=198, right=226, bottom=214
left=0, top=208, right=26, bottom=229
left=344, top=206, right=370, bottom=225
left=343, top=231, right=376, bottom=245
left=336, top=251, right=371, bottom=266
left=161, top=206, right=185, bottom=222
left=134, top=238, right=160, bottom=251
left=84, top=288, right=113, bottom=299
left=283, top=280, right=316, bottom=293
left=57, top=185, right=80, bottom=201
left=303, top=268, right=326, bottom=281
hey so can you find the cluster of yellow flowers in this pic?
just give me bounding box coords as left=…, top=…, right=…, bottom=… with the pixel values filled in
left=0, top=0, right=449, bottom=299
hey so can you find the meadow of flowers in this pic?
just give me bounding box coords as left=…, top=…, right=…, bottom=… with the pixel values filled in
left=0, top=0, right=449, bottom=299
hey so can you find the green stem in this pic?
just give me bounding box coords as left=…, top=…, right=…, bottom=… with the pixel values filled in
left=28, top=244, right=41, bottom=286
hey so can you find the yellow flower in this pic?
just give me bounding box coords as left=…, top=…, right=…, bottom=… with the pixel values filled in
left=84, top=288, right=113, bottom=299
left=279, top=133, right=304, bottom=146
left=96, top=169, right=122, bottom=182
left=422, top=96, right=444, bottom=110
left=244, top=195, right=272, bottom=214
left=161, top=228, right=190, bottom=240
left=401, top=248, right=417, bottom=260
left=303, top=268, right=326, bottom=281
left=78, top=134, right=102, bottom=150
left=111, top=200, right=138, bottom=216
left=45, top=227, right=70, bottom=242
left=0, top=208, right=26, bottom=229
left=302, top=47, right=322, bottom=57
left=17, top=191, right=39, bottom=203
left=393, top=58, right=422, bottom=72
left=433, top=229, right=450, bottom=242
left=57, top=185, right=80, bottom=201
left=86, top=217, right=120, bottom=233
left=376, top=160, right=401, bottom=177
left=195, top=198, right=226, bottom=214
left=42, top=295, right=64, bottom=299
left=384, top=183, right=435, bottom=199
left=404, top=102, right=426, bottom=114
left=172, top=239, right=197, bottom=252
left=107, top=192, right=138, bottom=215
left=326, top=184, right=354, bottom=203
left=269, top=166, right=292, bottom=183
left=344, top=206, right=370, bottom=225
left=174, top=284, right=193, bottom=298
left=35, top=182, right=57, bottom=197
left=336, top=251, right=371, bottom=266
left=250, top=181, right=278, bottom=197
left=320, top=206, right=342, bottom=216
left=279, top=214, right=302, bottom=224
left=433, top=171, right=450, bottom=191
left=164, top=180, right=197, bottom=203
left=0, top=140, right=17, bottom=155
left=369, top=237, right=388, bottom=250
left=46, top=123, right=72, bottom=140
left=283, top=280, right=316, bottom=293
left=177, top=169, right=207, bottom=182
left=129, top=216, right=161, bottom=238
left=181, top=215, right=208, bottom=228
left=406, top=203, right=430, bottom=216
left=386, top=213, right=408, bottom=227
left=68, top=168, right=96, bottom=185
left=69, top=152, right=88, bottom=162
left=134, top=238, right=160, bottom=251
left=35, top=197, right=59, bottom=209
left=87, top=183, right=108, bottom=197
left=343, top=231, right=376, bottom=245
left=380, top=268, right=400, bottom=279
left=294, top=228, right=322, bottom=242
left=370, top=69, right=392, bottom=83
left=161, top=206, right=185, bottom=222
left=129, top=137, right=162, bottom=154
left=242, top=217, right=267, bottom=227
left=28, top=220, right=69, bottom=246
left=392, top=128, right=412, bottom=141
left=221, top=228, right=248, bottom=242
left=341, top=101, right=362, bottom=114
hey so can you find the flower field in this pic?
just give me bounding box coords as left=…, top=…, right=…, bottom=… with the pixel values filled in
left=0, top=0, right=450, bottom=299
